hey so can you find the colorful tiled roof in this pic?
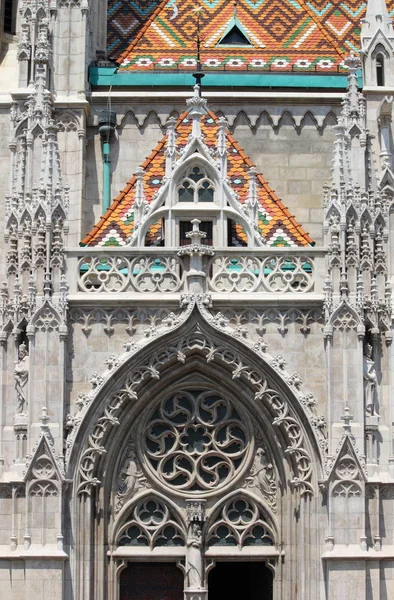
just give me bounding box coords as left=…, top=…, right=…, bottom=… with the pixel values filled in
left=82, top=110, right=313, bottom=248
left=109, top=0, right=394, bottom=73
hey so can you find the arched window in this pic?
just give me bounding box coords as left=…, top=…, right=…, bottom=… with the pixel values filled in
left=178, top=166, right=215, bottom=203
left=377, top=53, right=385, bottom=87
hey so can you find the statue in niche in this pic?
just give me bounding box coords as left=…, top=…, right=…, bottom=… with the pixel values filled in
left=186, top=523, right=203, bottom=589
left=115, top=444, right=149, bottom=514
left=363, top=343, right=379, bottom=417
left=14, top=343, right=29, bottom=415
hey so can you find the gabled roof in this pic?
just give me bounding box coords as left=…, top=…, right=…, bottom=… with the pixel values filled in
left=108, top=0, right=394, bottom=73
left=82, top=109, right=313, bottom=248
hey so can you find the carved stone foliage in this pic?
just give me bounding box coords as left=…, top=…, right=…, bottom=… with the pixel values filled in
left=115, top=441, right=150, bottom=515
left=143, top=389, right=251, bottom=496
left=70, top=320, right=319, bottom=498
left=207, top=497, right=275, bottom=549
left=117, top=497, right=186, bottom=549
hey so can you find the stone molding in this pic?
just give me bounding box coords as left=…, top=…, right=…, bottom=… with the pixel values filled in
left=66, top=297, right=326, bottom=499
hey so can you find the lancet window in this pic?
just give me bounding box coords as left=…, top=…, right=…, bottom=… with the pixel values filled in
left=177, top=166, right=215, bottom=203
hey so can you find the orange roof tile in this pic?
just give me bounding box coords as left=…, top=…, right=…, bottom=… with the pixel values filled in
left=106, top=0, right=392, bottom=73
left=82, top=108, right=313, bottom=248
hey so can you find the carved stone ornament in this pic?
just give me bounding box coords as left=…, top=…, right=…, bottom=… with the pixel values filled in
left=14, top=343, right=29, bottom=415
left=244, top=444, right=277, bottom=512
left=142, top=389, right=252, bottom=496
left=115, top=442, right=150, bottom=515
left=67, top=299, right=321, bottom=498
left=363, top=343, right=379, bottom=417
left=186, top=500, right=206, bottom=524
left=117, top=496, right=186, bottom=550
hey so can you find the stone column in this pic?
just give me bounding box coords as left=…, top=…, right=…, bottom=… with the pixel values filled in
left=177, top=220, right=214, bottom=296
left=184, top=499, right=207, bottom=600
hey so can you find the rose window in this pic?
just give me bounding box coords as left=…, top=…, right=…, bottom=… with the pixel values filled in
left=143, top=390, right=251, bottom=494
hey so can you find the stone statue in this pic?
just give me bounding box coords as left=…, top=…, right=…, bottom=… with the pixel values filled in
left=253, top=447, right=276, bottom=497
left=363, top=343, right=379, bottom=417
left=119, top=449, right=140, bottom=497
left=115, top=445, right=149, bottom=514
left=245, top=446, right=277, bottom=511
left=14, top=343, right=29, bottom=414
left=186, top=523, right=203, bottom=589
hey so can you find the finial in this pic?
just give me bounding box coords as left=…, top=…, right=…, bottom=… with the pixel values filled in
left=40, top=406, right=51, bottom=429
left=344, top=51, right=362, bottom=74
left=192, top=5, right=205, bottom=94
left=341, top=407, right=354, bottom=432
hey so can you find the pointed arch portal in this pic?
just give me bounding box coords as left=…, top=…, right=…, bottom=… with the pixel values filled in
left=65, top=303, right=325, bottom=600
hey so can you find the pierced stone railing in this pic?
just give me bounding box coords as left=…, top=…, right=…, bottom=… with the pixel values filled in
left=67, top=247, right=326, bottom=298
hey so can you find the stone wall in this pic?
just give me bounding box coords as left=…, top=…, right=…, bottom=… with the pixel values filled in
left=82, top=100, right=339, bottom=247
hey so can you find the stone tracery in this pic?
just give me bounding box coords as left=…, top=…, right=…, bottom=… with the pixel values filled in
left=143, top=389, right=251, bottom=495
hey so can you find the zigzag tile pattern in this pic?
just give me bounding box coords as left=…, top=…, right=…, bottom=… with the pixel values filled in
left=82, top=111, right=312, bottom=247
left=107, top=0, right=162, bottom=60
left=112, top=0, right=394, bottom=72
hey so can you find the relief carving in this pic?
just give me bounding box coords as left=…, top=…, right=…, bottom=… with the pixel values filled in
left=115, top=444, right=150, bottom=514
left=363, top=343, right=379, bottom=417
left=244, top=445, right=277, bottom=512
left=14, top=343, right=29, bottom=415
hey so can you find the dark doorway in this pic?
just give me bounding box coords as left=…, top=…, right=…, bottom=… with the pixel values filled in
left=208, top=562, right=273, bottom=600
left=119, top=562, right=183, bottom=600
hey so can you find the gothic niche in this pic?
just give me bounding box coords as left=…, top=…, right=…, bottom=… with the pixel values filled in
left=142, top=389, right=252, bottom=495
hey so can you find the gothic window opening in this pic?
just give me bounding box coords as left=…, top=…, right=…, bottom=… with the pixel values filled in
left=178, top=166, right=215, bottom=203
left=376, top=54, right=385, bottom=86
left=180, top=221, right=213, bottom=246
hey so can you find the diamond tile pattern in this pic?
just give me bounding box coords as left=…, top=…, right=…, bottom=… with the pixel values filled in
left=82, top=111, right=313, bottom=247
left=110, top=0, right=394, bottom=72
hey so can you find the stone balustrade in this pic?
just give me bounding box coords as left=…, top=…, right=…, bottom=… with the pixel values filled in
left=66, top=247, right=327, bottom=301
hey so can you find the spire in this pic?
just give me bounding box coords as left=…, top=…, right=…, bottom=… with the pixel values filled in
left=323, top=53, right=391, bottom=340
left=365, top=0, right=391, bottom=25
left=186, top=85, right=208, bottom=138
left=361, top=0, right=394, bottom=86
left=362, top=0, right=393, bottom=44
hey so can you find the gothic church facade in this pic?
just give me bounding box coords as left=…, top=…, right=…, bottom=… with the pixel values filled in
left=0, top=1, right=394, bottom=599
